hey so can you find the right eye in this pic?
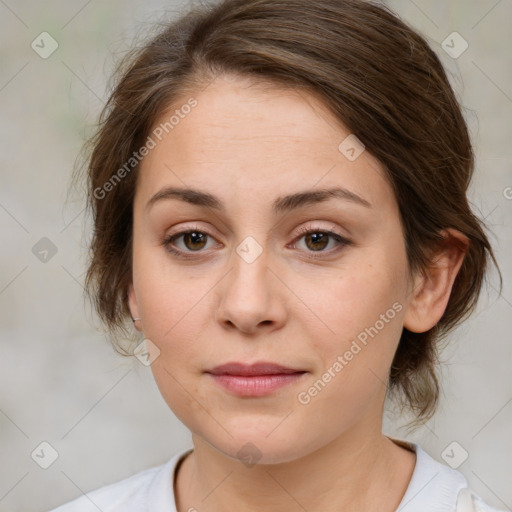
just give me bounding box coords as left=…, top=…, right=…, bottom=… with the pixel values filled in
left=161, top=227, right=220, bottom=258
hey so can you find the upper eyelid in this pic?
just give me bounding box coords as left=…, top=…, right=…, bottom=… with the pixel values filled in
left=166, top=223, right=345, bottom=240
left=294, top=224, right=345, bottom=237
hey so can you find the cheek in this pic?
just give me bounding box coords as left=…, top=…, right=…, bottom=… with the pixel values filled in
left=133, top=247, right=209, bottom=350
left=293, top=277, right=405, bottom=435
left=311, top=261, right=405, bottom=339
left=150, top=361, right=205, bottom=430
left=301, top=253, right=407, bottom=388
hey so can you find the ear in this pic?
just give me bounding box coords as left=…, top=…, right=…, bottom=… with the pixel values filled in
left=403, top=228, right=469, bottom=333
left=128, top=282, right=142, bottom=332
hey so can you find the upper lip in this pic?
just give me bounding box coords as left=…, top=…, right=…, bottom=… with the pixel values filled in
left=206, top=362, right=306, bottom=376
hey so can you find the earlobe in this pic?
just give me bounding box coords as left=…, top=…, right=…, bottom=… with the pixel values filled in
left=128, top=283, right=141, bottom=331
left=403, top=229, right=469, bottom=334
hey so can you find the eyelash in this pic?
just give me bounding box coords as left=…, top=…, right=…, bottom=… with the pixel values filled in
left=161, top=224, right=351, bottom=260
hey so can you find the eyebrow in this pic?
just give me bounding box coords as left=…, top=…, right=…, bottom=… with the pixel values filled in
left=145, top=186, right=372, bottom=214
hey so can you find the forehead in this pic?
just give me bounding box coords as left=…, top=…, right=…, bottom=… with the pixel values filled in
left=135, top=75, right=393, bottom=214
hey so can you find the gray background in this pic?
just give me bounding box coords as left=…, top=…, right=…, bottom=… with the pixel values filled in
left=0, top=1, right=511, bottom=511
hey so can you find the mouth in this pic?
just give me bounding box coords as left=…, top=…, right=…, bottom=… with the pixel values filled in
left=205, top=362, right=307, bottom=397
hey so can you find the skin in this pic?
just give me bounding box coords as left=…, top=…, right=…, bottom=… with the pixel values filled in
left=128, top=74, right=468, bottom=512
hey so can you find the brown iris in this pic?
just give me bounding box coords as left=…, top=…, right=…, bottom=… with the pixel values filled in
left=303, top=232, right=329, bottom=251
left=183, top=232, right=208, bottom=251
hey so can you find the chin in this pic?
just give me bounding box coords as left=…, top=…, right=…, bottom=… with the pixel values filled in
left=193, top=421, right=319, bottom=466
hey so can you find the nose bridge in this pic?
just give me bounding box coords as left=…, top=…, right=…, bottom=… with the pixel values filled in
left=216, top=233, right=285, bottom=332
left=229, top=234, right=271, bottom=298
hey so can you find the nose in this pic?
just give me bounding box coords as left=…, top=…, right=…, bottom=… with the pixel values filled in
left=215, top=241, right=287, bottom=335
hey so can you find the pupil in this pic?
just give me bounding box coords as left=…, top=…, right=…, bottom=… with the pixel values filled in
left=186, top=232, right=205, bottom=250
left=307, top=233, right=327, bottom=251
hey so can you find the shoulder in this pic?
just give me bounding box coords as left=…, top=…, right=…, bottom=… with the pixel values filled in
left=46, top=465, right=161, bottom=512
left=394, top=440, right=506, bottom=512
left=456, top=487, right=506, bottom=512
left=46, top=449, right=192, bottom=512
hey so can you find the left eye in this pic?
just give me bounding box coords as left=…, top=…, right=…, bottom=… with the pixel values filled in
left=293, top=228, right=349, bottom=253
left=164, top=230, right=216, bottom=253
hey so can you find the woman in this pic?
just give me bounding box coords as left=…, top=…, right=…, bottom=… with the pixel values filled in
left=50, top=0, right=504, bottom=510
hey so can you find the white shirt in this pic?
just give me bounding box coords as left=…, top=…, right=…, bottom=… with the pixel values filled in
left=48, top=442, right=505, bottom=512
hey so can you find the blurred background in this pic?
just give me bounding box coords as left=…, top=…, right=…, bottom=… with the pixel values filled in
left=0, top=0, right=511, bottom=510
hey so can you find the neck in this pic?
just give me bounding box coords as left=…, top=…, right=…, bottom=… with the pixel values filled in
left=175, top=422, right=415, bottom=512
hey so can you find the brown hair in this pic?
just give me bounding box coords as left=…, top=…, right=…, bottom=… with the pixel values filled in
left=72, top=0, right=501, bottom=425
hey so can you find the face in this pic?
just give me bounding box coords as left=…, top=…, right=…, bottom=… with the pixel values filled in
left=128, top=75, right=416, bottom=464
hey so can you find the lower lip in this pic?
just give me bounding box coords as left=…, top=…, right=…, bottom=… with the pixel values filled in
left=208, top=373, right=306, bottom=397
